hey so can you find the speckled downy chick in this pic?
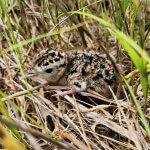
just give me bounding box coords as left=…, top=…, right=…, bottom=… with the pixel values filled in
left=32, top=48, right=117, bottom=97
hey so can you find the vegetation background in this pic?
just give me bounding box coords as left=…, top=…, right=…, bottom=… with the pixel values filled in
left=0, top=0, right=149, bottom=149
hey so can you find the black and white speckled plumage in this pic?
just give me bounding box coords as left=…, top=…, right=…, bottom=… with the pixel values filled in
left=32, top=48, right=117, bottom=97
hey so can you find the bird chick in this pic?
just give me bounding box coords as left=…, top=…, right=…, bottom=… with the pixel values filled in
left=31, top=48, right=117, bottom=97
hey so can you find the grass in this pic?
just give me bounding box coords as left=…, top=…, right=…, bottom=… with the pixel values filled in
left=0, top=0, right=149, bottom=149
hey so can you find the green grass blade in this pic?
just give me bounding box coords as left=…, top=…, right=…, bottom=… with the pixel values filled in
left=123, top=77, right=150, bottom=138
left=0, top=22, right=87, bottom=56
left=129, top=0, right=139, bottom=37
left=122, top=0, right=128, bottom=14
left=0, top=91, right=28, bottom=147
left=0, top=0, right=29, bottom=90
left=71, top=11, right=150, bottom=63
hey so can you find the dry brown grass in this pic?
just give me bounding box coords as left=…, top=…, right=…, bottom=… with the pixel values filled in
left=0, top=0, right=149, bottom=150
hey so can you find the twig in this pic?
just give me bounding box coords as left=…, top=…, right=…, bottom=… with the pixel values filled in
left=2, top=84, right=47, bottom=101
left=0, top=116, right=76, bottom=150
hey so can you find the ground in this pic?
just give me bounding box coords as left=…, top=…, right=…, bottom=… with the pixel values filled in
left=0, top=0, right=149, bottom=150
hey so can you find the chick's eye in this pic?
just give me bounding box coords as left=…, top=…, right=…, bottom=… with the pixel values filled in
left=45, top=68, right=53, bottom=73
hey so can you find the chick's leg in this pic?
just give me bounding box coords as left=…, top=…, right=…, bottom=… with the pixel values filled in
left=45, top=85, right=77, bottom=96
